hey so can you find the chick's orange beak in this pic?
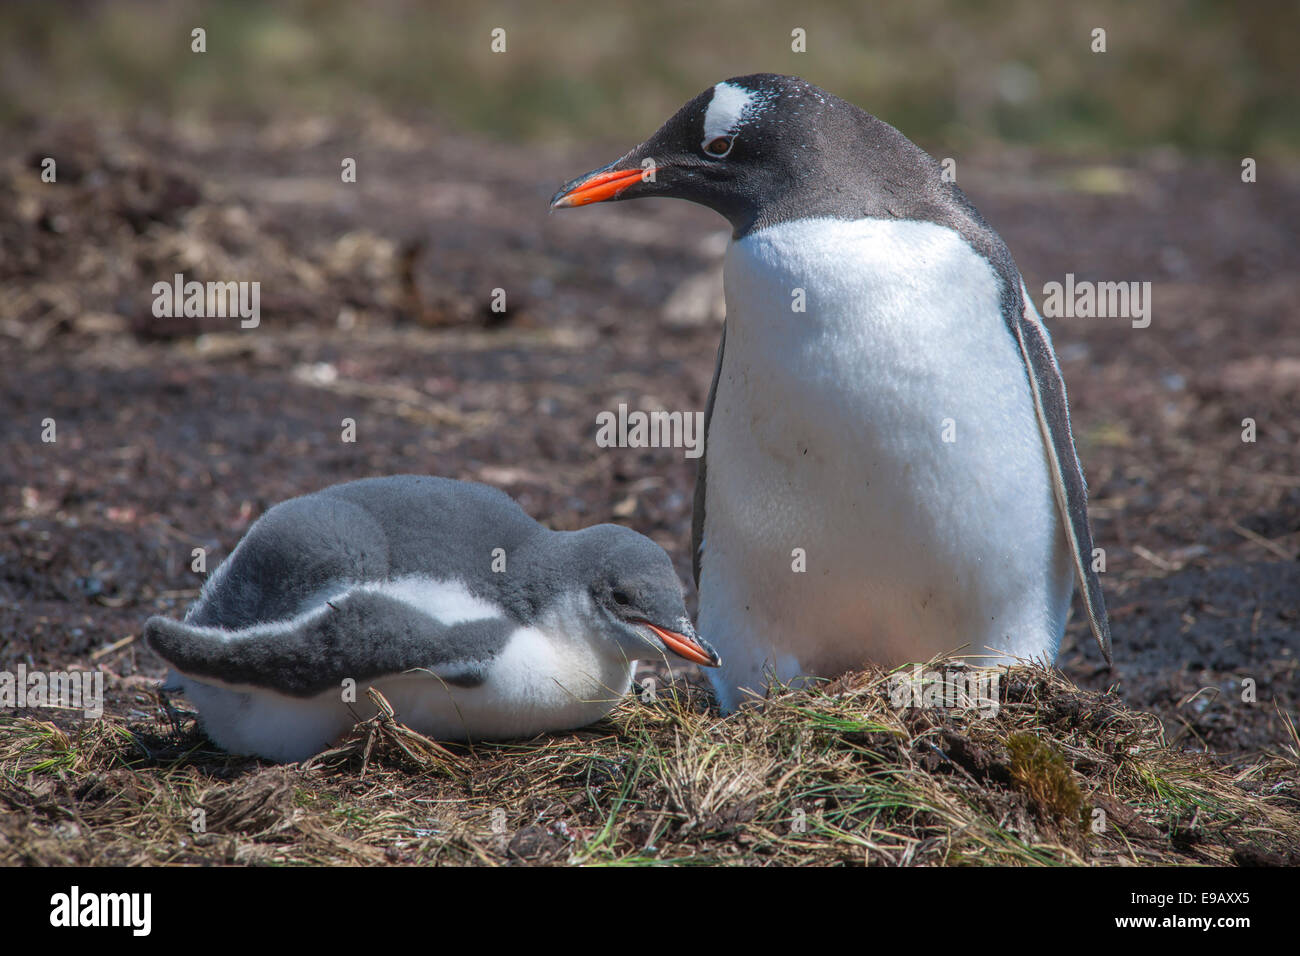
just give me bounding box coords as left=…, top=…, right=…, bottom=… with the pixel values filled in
left=641, top=621, right=721, bottom=667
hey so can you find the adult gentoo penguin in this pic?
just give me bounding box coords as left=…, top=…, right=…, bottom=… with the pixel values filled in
left=145, top=475, right=719, bottom=761
left=552, top=74, right=1110, bottom=711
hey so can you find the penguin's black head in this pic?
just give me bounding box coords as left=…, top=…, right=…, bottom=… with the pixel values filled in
left=551, top=73, right=949, bottom=238
left=560, top=524, right=720, bottom=668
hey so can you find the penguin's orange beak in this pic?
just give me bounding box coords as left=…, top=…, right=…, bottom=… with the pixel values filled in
left=640, top=621, right=721, bottom=667
left=550, top=166, right=647, bottom=208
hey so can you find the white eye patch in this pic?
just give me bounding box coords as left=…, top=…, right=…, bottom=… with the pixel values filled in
left=701, top=81, right=760, bottom=150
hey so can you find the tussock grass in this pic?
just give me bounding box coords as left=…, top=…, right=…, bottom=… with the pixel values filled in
left=1, top=665, right=1296, bottom=866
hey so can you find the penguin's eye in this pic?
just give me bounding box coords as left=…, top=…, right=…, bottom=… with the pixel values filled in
left=612, top=590, right=632, bottom=607
left=703, top=136, right=734, bottom=158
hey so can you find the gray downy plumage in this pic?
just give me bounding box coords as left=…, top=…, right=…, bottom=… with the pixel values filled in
left=145, top=475, right=719, bottom=697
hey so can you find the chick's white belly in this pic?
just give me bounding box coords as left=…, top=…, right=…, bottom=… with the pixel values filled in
left=699, top=217, right=1072, bottom=707
left=178, top=626, right=634, bottom=763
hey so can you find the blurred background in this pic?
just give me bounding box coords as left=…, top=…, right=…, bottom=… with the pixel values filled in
left=2, top=0, right=1298, bottom=153
left=1, top=1, right=1297, bottom=762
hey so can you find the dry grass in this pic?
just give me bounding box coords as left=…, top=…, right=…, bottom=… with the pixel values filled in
left=1, top=665, right=1297, bottom=866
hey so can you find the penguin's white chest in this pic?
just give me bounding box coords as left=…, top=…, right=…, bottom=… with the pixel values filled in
left=700, top=217, right=1071, bottom=708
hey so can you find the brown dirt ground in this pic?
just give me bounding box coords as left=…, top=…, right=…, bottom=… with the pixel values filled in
left=1, top=112, right=1298, bottom=769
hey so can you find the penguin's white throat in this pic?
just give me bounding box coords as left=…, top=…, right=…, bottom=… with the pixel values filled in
left=532, top=590, right=635, bottom=668
left=532, top=590, right=663, bottom=674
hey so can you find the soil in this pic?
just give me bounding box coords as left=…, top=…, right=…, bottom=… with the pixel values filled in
left=1, top=113, right=1297, bottom=765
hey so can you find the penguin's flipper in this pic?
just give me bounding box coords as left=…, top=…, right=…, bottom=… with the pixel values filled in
left=145, top=587, right=515, bottom=697
left=693, top=320, right=727, bottom=587
left=1010, top=280, right=1112, bottom=663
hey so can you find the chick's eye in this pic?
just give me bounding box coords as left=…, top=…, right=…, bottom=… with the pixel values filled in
left=704, top=136, right=733, bottom=157
left=612, top=590, right=631, bottom=606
